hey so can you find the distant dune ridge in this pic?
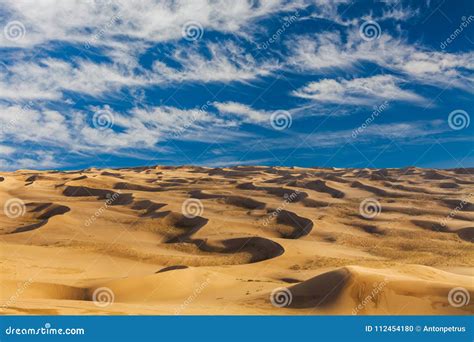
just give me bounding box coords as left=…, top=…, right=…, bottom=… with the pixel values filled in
left=0, top=166, right=473, bottom=315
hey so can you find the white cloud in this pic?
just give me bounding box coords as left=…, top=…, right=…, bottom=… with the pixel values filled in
left=356, top=120, right=445, bottom=140
left=0, top=0, right=300, bottom=47
left=214, top=101, right=270, bottom=124
left=0, top=101, right=245, bottom=161
left=196, top=156, right=275, bottom=167
left=254, top=120, right=449, bottom=151
left=0, top=58, right=146, bottom=100
left=0, top=41, right=279, bottom=101
left=0, top=152, right=62, bottom=171
left=1, top=1, right=458, bottom=105
left=303, top=1, right=419, bottom=27
left=287, top=30, right=474, bottom=93
left=305, top=0, right=357, bottom=26
left=0, top=1, right=292, bottom=101
left=380, top=6, right=419, bottom=21
left=292, top=75, right=426, bottom=105
left=153, top=42, right=278, bottom=84
left=0, top=98, right=277, bottom=169
left=0, top=145, right=15, bottom=155
left=0, top=104, right=73, bottom=145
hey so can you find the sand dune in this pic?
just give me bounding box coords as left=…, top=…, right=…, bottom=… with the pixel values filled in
left=0, top=166, right=472, bottom=315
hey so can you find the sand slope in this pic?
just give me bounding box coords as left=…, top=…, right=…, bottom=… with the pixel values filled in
left=0, top=166, right=473, bottom=315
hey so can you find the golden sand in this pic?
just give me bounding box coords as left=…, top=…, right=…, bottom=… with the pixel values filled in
left=0, top=166, right=472, bottom=315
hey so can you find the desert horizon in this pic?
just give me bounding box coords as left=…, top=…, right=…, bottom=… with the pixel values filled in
left=1, top=165, right=472, bottom=315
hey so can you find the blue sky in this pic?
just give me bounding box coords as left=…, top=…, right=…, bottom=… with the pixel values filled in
left=0, top=0, right=472, bottom=170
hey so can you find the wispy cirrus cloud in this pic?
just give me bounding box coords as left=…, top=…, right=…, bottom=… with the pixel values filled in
left=252, top=120, right=452, bottom=151
left=0, top=1, right=293, bottom=102
left=292, top=75, right=426, bottom=105
left=0, top=58, right=146, bottom=101
left=152, top=41, right=279, bottom=84
left=0, top=41, right=279, bottom=101
left=302, top=1, right=419, bottom=27
left=287, top=30, right=474, bottom=92
left=0, top=100, right=247, bottom=165
left=0, top=0, right=302, bottom=47
left=213, top=101, right=270, bottom=124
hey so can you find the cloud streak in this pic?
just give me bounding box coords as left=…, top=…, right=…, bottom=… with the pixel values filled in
left=292, top=75, right=426, bottom=105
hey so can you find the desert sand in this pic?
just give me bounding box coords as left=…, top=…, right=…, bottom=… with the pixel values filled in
left=0, top=166, right=472, bottom=315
